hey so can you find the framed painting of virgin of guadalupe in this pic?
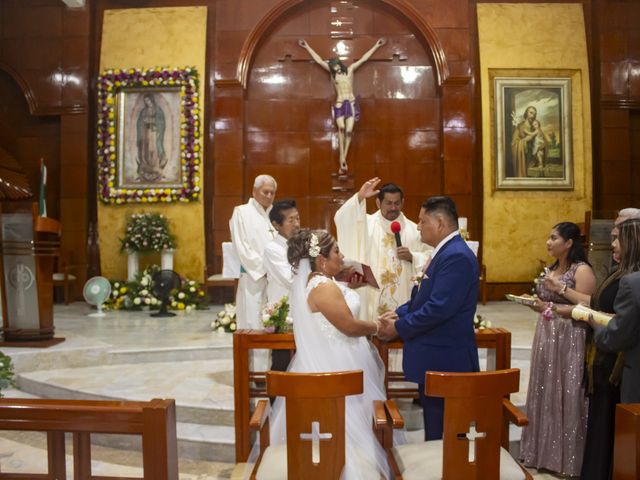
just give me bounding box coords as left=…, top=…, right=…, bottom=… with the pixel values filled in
left=493, top=75, right=573, bottom=190
left=116, top=88, right=182, bottom=189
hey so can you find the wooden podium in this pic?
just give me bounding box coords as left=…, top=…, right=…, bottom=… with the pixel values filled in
left=0, top=202, right=63, bottom=344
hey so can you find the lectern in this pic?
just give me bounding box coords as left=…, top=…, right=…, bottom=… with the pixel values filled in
left=0, top=202, right=61, bottom=342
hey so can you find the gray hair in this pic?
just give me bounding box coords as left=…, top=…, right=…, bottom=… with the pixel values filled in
left=617, top=208, right=640, bottom=221
left=253, top=174, right=277, bottom=190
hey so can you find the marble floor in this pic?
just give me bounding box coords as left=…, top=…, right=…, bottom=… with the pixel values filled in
left=0, top=301, right=569, bottom=479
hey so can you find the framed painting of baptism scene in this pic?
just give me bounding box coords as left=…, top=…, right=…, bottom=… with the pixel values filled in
left=96, top=67, right=201, bottom=204
left=492, top=74, right=573, bottom=190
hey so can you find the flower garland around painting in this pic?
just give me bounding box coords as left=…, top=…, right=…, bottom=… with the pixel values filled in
left=96, top=66, right=200, bottom=204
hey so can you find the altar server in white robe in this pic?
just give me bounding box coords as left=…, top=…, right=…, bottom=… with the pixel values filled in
left=229, top=174, right=277, bottom=330
left=264, top=199, right=300, bottom=305
left=334, top=178, right=431, bottom=322
left=264, top=199, right=300, bottom=372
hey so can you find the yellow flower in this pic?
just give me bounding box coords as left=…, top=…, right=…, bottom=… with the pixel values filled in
left=178, top=302, right=185, bottom=310
left=119, top=287, right=127, bottom=294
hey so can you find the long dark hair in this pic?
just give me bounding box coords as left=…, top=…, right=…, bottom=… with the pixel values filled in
left=549, top=221, right=589, bottom=270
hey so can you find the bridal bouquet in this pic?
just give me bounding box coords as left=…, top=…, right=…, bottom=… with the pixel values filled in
left=211, top=303, right=237, bottom=333
left=261, top=296, right=292, bottom=333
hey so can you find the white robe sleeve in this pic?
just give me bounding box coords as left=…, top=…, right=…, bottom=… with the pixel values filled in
left=334, top=193, right=369, bottom=263
left=229, top=207, right=266, bottom=281
left=264, top=242, right=293, bottom=291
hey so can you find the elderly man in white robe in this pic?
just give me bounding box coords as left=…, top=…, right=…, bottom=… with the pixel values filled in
left=229, top=174, right=277, bottom=330
left=335, top=177, right=432, bottom=322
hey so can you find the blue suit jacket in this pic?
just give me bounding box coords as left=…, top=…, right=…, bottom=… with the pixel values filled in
left=395, top=235, right=480, bottom=383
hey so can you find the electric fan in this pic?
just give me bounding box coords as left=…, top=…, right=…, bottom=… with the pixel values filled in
left=150, top=269, right=181, bottom=318
left=83, top=276, right=112, bottom=317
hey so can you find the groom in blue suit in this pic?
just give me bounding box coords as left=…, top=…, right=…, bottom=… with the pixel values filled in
left=378, top=196, right=479, bottom=440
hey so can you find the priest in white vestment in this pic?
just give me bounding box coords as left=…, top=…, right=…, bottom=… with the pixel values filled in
left=229, top=174, right=277, bottom=330
left=334, top=178, right=432, bottom=322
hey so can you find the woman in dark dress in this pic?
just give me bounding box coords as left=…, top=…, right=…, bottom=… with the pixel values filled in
left=548, top=218, right=640, bottom=479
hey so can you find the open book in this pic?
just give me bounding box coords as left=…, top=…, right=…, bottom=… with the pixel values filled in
left=335, top=259, right=379, bottom=289
left=571, top=304, right=613, bottom=327
left=505, top=294, right=537, bottom=306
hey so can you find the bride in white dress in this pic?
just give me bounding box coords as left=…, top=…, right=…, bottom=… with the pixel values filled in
left=267, top=229, right=394, bottom=479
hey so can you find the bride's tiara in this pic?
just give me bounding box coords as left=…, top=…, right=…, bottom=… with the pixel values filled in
left=308, top=233, right=320, bottom=258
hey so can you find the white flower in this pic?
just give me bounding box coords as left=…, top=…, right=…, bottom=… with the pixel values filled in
left=140, top=289, right=148, bottom=296
left=190, top=287, right=196, bottom=293
left=261, top=314, right=271, bottom=323
left=144, top=298, right=151, bottom=305
left=185, top=305, right=192, bottom=313
left=178, top=292, right=185, bottom=299
left=285, top=316, right=293, bottom=324
left=217, top=326, right=225, bottom=333
left=222, top=316, right=231, bottom=326
left=134, top=297, right=141, bottom=305
left=141, top=277, right=149, bottom=286
left=151, top=298, right=158, bottom=305
left=230, top=323, right=237, bottom=331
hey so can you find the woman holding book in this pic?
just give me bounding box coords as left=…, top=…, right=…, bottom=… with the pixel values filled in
left=520, top=222, right=596, bottom=477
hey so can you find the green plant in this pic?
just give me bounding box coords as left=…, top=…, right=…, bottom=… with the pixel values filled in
left=120, top=213, right=176, bottom=253
left=0, top=352, right=16, bottom=397
left=261, top=296, right=292, bottom=333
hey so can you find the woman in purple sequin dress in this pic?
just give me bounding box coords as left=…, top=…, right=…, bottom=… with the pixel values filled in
left=520, top=222, right=597, bottom=476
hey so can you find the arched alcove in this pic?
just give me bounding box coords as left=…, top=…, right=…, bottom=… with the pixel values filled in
left=238, top=0, right=445, bottom=225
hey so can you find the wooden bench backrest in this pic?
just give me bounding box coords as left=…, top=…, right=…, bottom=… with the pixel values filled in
left=426, top=369, right=520, bottom=480
left=0, top=397, right=177, bottom=480
left=233, top=328, right=512, bottom=462
left=267, top=371, right=362, bottom=480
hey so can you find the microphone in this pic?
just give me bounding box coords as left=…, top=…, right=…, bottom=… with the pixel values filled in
left=390, top=221, right=402, bottom=247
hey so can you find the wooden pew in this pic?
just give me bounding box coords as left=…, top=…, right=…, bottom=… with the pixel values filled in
left=232, top=328, right=511, bottom=462
left=0, top=397, right=178, bottom=479
left=614, top=403, right=640, bottom=480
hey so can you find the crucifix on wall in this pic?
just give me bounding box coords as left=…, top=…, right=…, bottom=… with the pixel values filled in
left=298, top=37, right=386, bottom=174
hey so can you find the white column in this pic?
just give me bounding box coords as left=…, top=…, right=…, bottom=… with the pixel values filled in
left=161, top=249, right=174, bottom=271
left=127, top=251, right=139, bottom=281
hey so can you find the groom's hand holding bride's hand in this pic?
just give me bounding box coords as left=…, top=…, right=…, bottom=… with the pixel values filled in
left=377, top=311, right=399, bottom=341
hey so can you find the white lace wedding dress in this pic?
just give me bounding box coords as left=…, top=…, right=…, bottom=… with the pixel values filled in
left=265, top=259, right=392, bottom=479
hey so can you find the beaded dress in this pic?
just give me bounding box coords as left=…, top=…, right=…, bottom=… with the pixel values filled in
left=520, top=262, right=589, bottom=476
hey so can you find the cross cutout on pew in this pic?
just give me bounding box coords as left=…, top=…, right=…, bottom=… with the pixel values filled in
left=456, top=420, right=486, bottom=462
left=299, top=421, right=333, bottom=464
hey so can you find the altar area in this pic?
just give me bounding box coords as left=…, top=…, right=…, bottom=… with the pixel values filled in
left=0, top=302, right=559, bottom=479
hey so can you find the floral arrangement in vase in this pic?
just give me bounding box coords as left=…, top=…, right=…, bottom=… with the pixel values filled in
left=103, top=265, right=208, bottom=312
left=261, top=296, right=292, bottom=333
left=0, top=352, right=16, bottom=397
left=120, top=213, right=176, bottom=254
left=211, top=303, right=237, bottom=333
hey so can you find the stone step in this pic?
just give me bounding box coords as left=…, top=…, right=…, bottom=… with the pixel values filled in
left=16, top=360, right=235, bottom=427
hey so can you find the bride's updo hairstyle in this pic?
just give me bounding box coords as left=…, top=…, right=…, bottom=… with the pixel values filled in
left=287, top=228, right=335, bottom=272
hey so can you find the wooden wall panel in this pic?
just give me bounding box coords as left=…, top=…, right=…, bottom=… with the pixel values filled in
left=595, top=0, right=640, bottom=213
left=215, top=0, right=476, bottom=239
